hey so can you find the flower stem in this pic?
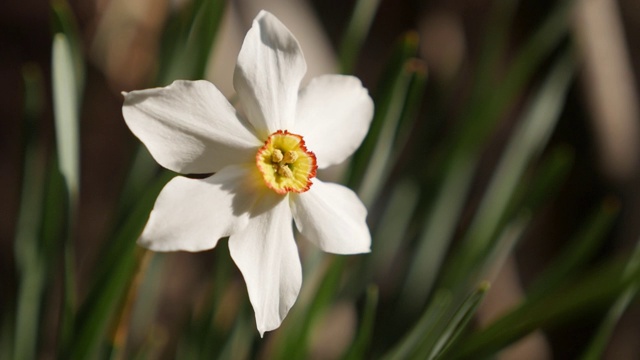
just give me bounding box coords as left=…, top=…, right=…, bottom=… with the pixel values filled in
left=108, top=248, right=154, bottom=360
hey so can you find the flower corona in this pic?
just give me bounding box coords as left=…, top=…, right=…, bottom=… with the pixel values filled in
left=256, top=130, right=317, bottom=194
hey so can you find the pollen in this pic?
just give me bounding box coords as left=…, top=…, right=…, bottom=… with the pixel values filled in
left=271, top=149, right=284, bottom=163
left=256, top=130, right=317, bottom=194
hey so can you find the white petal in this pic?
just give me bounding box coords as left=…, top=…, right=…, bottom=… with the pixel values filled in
left=294, top=75, right=374, bottom=168
left=123, top=80, right=261, bottom=174
left=233, top=10, right=307, bottom=138
left=291, top=179, right=371, bottom=254
left=139, top=165, right=256, bottom=252
left=228, top=194, right=301, bottom=336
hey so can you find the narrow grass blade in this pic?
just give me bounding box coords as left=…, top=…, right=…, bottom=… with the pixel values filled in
left=445, top=51, right=575, bottom=287
left=511, top=144, right=574, bottom=214
left=157, top=0, right=226, bottom=84
left=215, top=305, right=253, bottom=360
left=52, top=31, right=82, bottom=355
left=382, top=290, right=452, bottom=360
left=457, top=0, right=574, bottom=154
left=400, top=156, right=475, bottom=312
left=466, top=0, right=519, bottom=110
left=358, top=60, right=426, bottom=206
left=70, top=172, right=173, bottom=360
left=447, top=254, right=640, bottom=359
left=272, top=258, right=346, bottom=360
left=339, top=0, right=382, bottom=73
left=52, top=0, right=85, bottom=93
left=106, top=250, right=154, bottom=360
left=348, top=32, right=419, bottom=189
left=1, top=313, right=13, bottom=360
left=13, top=64, right=46, bottom=360
left=52, top=33, right=80, bottom=203
left=205, top=244, right=239, bottom=356
left=109, top=147, right=158, bottom=246
left=526, top=198, right=620, bottom=303
left=175, top=243, right=243, bottom=359
left=427, top=282, right=490, bottom=360
left=478, top=213, right=531, bottom=283
left=342, top=285, right=379, bottom=360
left=125, top=253, right=166, bottom=357
left=409, top=1, right=576, bottom=304
left=370, top=178, right=420, bottom=276
left=580, top=238, right=640, bottom=360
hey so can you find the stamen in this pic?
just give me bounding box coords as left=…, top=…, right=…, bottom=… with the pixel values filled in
left=271, top=149, right=284, bottom=163
left=283, top=151, right=298, bottom=164
left=277, top=165, right=293, bottom=178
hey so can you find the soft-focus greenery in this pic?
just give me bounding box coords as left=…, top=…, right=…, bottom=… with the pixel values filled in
left=6, top=0, right=639, bottom=359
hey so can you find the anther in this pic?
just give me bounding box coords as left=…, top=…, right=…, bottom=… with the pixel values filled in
left=277, top=165, right=293, bottom=178
left=271, top=149, right=284, bottom=163
left=283, top=151, right=298, bottom=164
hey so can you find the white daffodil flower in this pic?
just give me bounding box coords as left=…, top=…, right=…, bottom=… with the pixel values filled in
left=122, top=10, right=373, bottom=336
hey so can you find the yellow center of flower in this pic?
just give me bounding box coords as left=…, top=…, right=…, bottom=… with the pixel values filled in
left=256, top=130, right=317, bottom=194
